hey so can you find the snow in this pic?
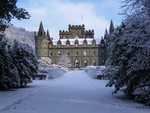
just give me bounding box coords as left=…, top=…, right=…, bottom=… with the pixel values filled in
left=84, top=66, right=108, bottom=79
left=4, top=26, right=35, bottom=49
left=38, top=57, right=69, bottom=79
left=0, top=70, right=149, bottom=113
left=52, top=38, right=101, bottom=45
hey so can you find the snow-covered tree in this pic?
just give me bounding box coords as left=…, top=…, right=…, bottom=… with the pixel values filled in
left=4, top=26, right=35, bottom=49
left=107, top=0, right=150, bottom=105
left=58, top=54, right=72, bottom=68
left=38, top=57, right=52, bottom=68
left=11, top=41, right=38, bottom=87
left=0, top=35, right=20, bottom=90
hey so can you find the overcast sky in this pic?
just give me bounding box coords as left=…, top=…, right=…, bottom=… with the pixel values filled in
left=12, top=0, right=124, bottom=39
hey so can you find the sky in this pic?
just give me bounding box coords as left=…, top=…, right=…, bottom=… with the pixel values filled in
left=12, top=0, right=124, bottom=39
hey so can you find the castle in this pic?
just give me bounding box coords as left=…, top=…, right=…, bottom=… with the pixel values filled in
left=35, top=21, right=114, bottom=68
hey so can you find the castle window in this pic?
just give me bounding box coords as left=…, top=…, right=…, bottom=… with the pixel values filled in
left=101, top=50, right=104, bottom=55
left=75, top=39, right=79, bottom=47
left=102, top=60, right=105, bottom=65
left=49, top=51, right=53, bottom=56
left=93, top=43, right=96, bottom=47
left=66, top=44, right=70, bottom=47
left=66, top=39, right=70, bottom=47
left=58, top=40, right=62, bottom=47
left=75, top=51, right=78, bottom=56
left=67, top=51, right=70, bottom=56
left=83, top=43, right=87, bottom=47
left=83, top=39, right=87, bottom=47
left=58, top=44, right=61, bottom=48
left=93, top=51, right=96, bottom=56
left=75, top=44, right=78, bottom=47
left=58, top=51, right=61, bottom=56
left=84, top=60, right=87, bottom=67
left=93, top=60, right=96, bottom=66
left=92, top=39, right=96, bottom=47
left=83, top=51, right=87, bottom=56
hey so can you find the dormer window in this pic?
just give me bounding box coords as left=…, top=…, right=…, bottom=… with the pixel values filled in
left=83, top=39, right=87, bottom=47
left=92, top=39, right=96, bottom=47
left=57, top=40, right=62, bottom=47
left=75, top=39, right=79, bottom=47
left=66, top=39, right=70, bottom=47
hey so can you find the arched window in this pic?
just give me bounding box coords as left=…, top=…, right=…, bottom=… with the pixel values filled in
left=74, top=59, right=80, bottom=68
left=66, top=39, right=70, bottom=47
left=84, top=60, right=87, bottom=67
left=83, top=39, right=87, bottom=47
left=75, top=39, right=79, bottom=47
left=75, top=51, right=78, bottom=56
left=83, top=51, right=87, bottom=56
left=93, top=51, right=96, bottom=56
left=57, top=40, right=62, bottom=47
left=67, top=51, right=70, bottom=56
left=92, top=39, right=96, bottom=47
left=49, top=40, right=53, bottom=48
left=49, top=51, right=53, bottom=56
left=93, top=60, right=96, bottom=66
left=58, top=51, right=61, bottom=56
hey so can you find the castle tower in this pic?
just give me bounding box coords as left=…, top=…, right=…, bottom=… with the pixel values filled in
left=35, top=22, right=49, bottom=57
left=109, top=20, right=115, bottom=35
left=104, top=29, right=109, bottom=40
left=38, top=21, right=45, bottom=36
left=47, top=30, right=51, bottom=40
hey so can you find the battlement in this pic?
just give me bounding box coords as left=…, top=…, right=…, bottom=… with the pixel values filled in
left=68, top=24, right=85, bottom=29
left=85, top=30, right=94, bottom=33
left=59, top=30, right=69, bottom=34
left=59, top=24, right=94, bottom=39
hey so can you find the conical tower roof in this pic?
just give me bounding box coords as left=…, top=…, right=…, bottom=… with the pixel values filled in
left=104, top=29, right=108, bottom=35
left=38, top=21, right=45, bottom=36
left=47, top=30, right=51, bottom=40
left=109, top=20, right=115, bottom=34
left=104, top=29, right=109, bottom=40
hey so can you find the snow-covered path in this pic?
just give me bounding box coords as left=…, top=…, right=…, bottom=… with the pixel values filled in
left=0, top=70, right=149, bottom=113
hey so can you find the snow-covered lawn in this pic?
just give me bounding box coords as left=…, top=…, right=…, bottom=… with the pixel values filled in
left=0, top=70, right=149, bottom=113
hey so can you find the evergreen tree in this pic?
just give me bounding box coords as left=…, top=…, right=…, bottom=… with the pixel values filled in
left=0, top=0, right=30, bottom=31
left=11, top=41, right=38, bottom=87
left=107, top=0, right=150, bottom=105
left=0, top=35, right=20, bottom=90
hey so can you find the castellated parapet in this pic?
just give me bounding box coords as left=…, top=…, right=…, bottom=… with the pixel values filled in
left=59, top=24, right=94, bottom=39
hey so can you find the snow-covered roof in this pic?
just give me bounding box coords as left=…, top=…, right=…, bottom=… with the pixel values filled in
left=52, top=38, right=101, bottom=45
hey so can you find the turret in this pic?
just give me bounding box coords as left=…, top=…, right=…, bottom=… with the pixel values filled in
left=109, top=20, right=115, bottom=35
left=47, top=30, right=51, bottom=40
left=104, top=29, right=110, bottom=41
left=38, top=21, right=45, bottom=36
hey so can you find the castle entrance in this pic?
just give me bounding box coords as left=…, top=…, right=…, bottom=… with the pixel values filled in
left=74, top=59, right=80, bottom=68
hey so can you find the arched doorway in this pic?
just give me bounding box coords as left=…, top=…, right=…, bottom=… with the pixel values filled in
left=93, top=60, right=96, bottom=66
left=74, top=59, right=80, bottom=68
left=84, top=60, right=87, bottom=67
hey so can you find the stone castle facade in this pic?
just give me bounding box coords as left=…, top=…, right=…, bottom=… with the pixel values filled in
left=35, top=21, right=114, bottom=68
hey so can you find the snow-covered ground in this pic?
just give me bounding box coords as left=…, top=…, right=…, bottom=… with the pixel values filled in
left=0, top=70, right=149, bottom=113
